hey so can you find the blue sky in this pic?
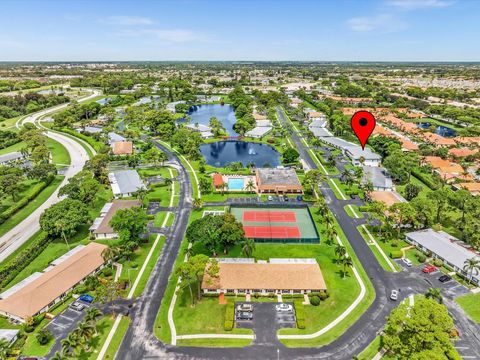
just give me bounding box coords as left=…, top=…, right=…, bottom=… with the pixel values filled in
left=1, top=0, right=479, bottom=61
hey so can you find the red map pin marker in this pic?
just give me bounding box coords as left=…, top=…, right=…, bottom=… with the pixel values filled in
left=351, top=111, right=376, bottom=150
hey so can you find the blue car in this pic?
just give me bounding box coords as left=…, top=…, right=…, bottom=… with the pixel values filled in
left=79, top=294, right=94, bottom=303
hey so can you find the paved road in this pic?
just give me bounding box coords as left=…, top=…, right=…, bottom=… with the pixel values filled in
left=116, top=109, right=480, bottom=359
left=0, top=90, right=100, bottom=262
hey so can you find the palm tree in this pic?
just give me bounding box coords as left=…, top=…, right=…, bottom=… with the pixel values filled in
left=134, top=188, right=148, bottom=208
left=324, top=225, right=338, bottom=247
left=51, top=351, right=69, bottom=360
left=164, top=178, right=173, bottom=186
left=85, top=307, right=103, bottom=327
left=0, top=339, right=10, bottom=360
left=340, top=256, right=353, bottom=278
left=315, top=197, right=329, bottom=217
left=245, top=179, right=255, bottom=193
left=463, top=257, right=480, bottom=285
left=101, top=246, right=119, bottom=264
left=425, top=287, right=443, bottom=304
left=334, top=244, right=347, bottom=264
left=241, top=238, right=256, bottom=257
left=76, top=321, right=95, bottom=350
left=220, top=182, right=228, bottom=195
left=192, top=197, right=203, bottom=209
left=158, top=151, right=168, bottom=165
left=61, top=332, right=79, bottom=356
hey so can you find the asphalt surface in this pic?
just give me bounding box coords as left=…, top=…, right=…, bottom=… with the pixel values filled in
left=113, top=110, right=480, bottom=359
left=0, top=90, right=100, bottom=261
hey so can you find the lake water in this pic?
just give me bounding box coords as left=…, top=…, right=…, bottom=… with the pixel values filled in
left=200, top=141, right=281, bottom=168
left=416, top=122, right=457, bottom=137
left=183, top=104, right=238, bottom=136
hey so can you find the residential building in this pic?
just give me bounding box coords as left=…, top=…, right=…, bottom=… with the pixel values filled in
left=369, top=191, right=406, bottom=207
left=0, top=329, right=19, bottom=345
left=452, top=182, right=480, bottom=196
left=245, top=126, right=272, bottom=138
left=255, top=168, right=302, bottom=194
left=344, top=146, right=381, bottom=167
left=108, top=132, right=126, bottom=145
left=201, top=258, right=327, bottom=295
left=0, top=243, right=107, bottom=322
left=108, top=170, right=146, bottom=198
left=112, top=141, right=134, bottom=155
left=90, top=200, right=142, bottom=239
left=405, top=229, right=480, bottom=285
left=362, top=166, right=393, bottom=191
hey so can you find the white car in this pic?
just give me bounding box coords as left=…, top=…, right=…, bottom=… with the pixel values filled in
left=390, top=290, right=399, bottom=301
left=275, top=303, right=293, bottom=312
left=402, top=258, right=413, bottom=267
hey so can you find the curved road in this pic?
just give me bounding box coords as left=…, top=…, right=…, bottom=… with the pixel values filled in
left=0, top=89, right=101, bottom=262
left=116, top=109, right=480, bottom=360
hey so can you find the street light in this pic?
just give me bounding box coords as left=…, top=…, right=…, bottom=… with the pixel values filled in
left=277, top=349, right=280, bottom=360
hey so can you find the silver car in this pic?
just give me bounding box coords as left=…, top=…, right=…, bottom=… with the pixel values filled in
left=275, top=303, right=293, bottom=312
left=70, top=301, right=86, bottom=311
left=390, top=290, right=399, bottom=301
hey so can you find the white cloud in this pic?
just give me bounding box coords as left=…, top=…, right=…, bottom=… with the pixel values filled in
left=347, top=14, right=407, bottom=32
left=386, top=0, right=453, bottom=10
left=115, top=28, right=210, bottom=43
left=101, top=15, right=154, bottom=25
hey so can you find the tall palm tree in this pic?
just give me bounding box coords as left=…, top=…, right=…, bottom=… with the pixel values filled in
left=76, top=321, right=95, bottom=350
left=101, top=246, right=119, bottom=264
left=61, top=332, right=79, bottom=356
left=0, top=339, right=10, bottom=360
left=85, top=307, right=103, bottom=327
left=340, top=256, right=353, bottom=279
left=50, top=351, right=69, bottom=360
left=192, top=197, right=203, bottom=209
left=324, top=225, right=338, bottom=247
left=134, top=188, right=148, bottom=208
left=220, top=182, right=228, bottom=195
left=245, top=179, right=255, bottom=193
left=463, top=257, right=480, bottom=285
left=334, top=244, right=347, bottom=264
left=425, top=287, right=443, bottom=304
left=241, top=238, right=256, bottom=257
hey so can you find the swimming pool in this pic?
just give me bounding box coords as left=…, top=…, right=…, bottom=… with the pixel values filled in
left=228, top=178, right=245, bottom=191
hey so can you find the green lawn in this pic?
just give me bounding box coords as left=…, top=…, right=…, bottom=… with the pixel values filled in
left=456, top=293, right=480, bottom=323
left=103, top=316, right=131, bottom=360
left=0, top=141, right=25, bottom=155
left=357, top=226, right=401, bottom=273
left=176, top=338, right=253, bottom=347
left=154, top=212, right=168, bottom=227
left=0, top=176, right=64, bottom=238
left=21, top=327, right=55, bottom=357
left=357, top=336, right=382, bottom=360
left=344, top=204, right=363, bottom=218
left=46, top=137, right=71, bottom=165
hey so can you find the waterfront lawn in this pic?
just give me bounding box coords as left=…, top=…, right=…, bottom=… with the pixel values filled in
left=456, top=293, right=480, bottom=323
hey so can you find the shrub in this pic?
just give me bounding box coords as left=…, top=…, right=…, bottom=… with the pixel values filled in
left=202, top=292, right=220, bottom=298
left=130, top=262, right=138, bottom=269
left=310, top=295, right=320, bottom=306
left=147, top=214, right=154, bottom=220
left=433, top=259, right=444, bottom=267
left=294, top=300, right=305, bottom=329
left=319, top=291, right=329, bottom=301
left=102, top=267, right=113, bottom=277
left=148, top=196, right=163, bottom=202
left=36, top=329, right=52, bottom=345
left=224, top=302, right=234, bottom=331
left=416, top=252, right=427, bottom=263
left=390, top=250, right=403, bottom=259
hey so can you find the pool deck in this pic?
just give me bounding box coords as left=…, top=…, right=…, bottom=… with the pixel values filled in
left=212, top=174, right=257, bottom=192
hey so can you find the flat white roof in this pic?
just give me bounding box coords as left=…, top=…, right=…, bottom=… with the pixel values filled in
left=245, top=126, right=272, bottom=137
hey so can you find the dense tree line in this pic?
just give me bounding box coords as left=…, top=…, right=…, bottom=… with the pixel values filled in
left=0, top=92, right=69, bottom=121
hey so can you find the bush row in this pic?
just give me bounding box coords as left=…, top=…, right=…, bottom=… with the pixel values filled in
left=224, top=302, right=234, bottom=331
left=0, top=232, right=51, bottom=288
left=58, top=127, right=105, bottom=152
left=0, top=176, right=54, bottom=225
left=390, top=250, right=403, bottom=259
left=294, top=300, right=306, bottom=329
left=411, top=170, right=440, bottom=190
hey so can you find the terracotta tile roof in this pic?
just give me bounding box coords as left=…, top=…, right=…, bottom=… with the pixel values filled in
left=455, top=137, right=480, bottom=145
left=370, top=191, right=406, bottom=207
left=423, top=156, right=451, bottom=168
left=202, top=262, right=327, bottom=291
left=93, top=199, right=142, bottom=234
left=401, top=139, right=419, bottom=151
left=112, top=141, right=133, bottom=155
left=448, top=148, right=477, bottom=158
left=455, top=182, right=480, bottom=195
left=213, top=173, right=224, bottom=187
left=253, top=113, right=267, bottom=121
left=0, top=243, right=107, bottom=320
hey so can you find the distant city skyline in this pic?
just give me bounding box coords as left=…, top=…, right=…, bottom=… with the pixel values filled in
left=1, top=0, right=479, bottom=62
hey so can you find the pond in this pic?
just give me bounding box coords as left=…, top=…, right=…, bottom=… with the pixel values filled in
left=200, top=141, right=281, bottom=168
left=181, top=104, right=238, bottom=136
left=416, top=122, right=457, bottom=137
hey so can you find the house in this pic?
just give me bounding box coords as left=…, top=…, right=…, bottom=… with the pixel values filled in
left=185, top=123, right=215, bottom=139
left=213, top=173, right=224, bottom=189
left=405, top=229, right=480, bottom=285
left=108, top=132, right=126, bottom=145
left=166, top=101, right=186, bottom=113
left=452, top=182, right=480, bottom=196
left=0, top=151, right=25, bottom=165
left=0, top=243, right=107, bottom=322
left=362, top=166, right=393, bottom=191
left=112, top=141, right=134, bottom=155
left=344, top=146, right=381, bottom=167
left=201, top=258, right=327, bottom=295
left=256, top=168, right=302, bottom=194
left=79, top=126, right=103, bottom=134
left=252, top=113, right=267, bottom=121
left=369, top=191, right=406, bottom=207
left=245, top=126, right=272, bottom=138
left=448, top=148, right=477, bottom=158
left=90, top=200, right=142, bottom=239
left=422, top=156, right=472, bottom=182
left=309, top=127, right=332, bottom=138
left=108, top=170, right=146, bottom=198
left=0, top=329, right=19, bottom=345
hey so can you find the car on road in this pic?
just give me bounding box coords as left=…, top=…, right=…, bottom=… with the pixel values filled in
left=390, top=290, right=399, bottom=301
left=422, top=265, right=437, bottom=273
left=275, top=303, right=293, bottom=312
left=236, top=311, right=253, bottom=320
left=70, top=301, right=86, bottom=312
left=402, top=258, right=413, bottom=267
left=79, top=294, right=94, bottom=303
left=439, top=274, right=452, bottom=283
left=268, top=196, right=273, bottom=201
left=236, top=304, right=253, bottom=312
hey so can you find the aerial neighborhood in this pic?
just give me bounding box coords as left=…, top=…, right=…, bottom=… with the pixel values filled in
left=0, top=2, right=479, bottom=360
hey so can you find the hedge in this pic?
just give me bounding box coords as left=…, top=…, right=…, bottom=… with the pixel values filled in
left=0, top=176, right=54, bottom=225
left=411, top=170, right=440, bottom=190
left=390, top=250, right=403, bottom=259
left=294, top=300, right=306, bottom=329
left=224, top=302, right=234, bottom=331
left=58, top=127, right=105, bottom=152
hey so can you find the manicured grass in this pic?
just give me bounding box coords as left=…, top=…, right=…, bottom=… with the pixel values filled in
left=456, top=293, right=480, bottom=323
left=357, top=226, right=401, bottom=273
left=176, top=338, right=253, bottom=347
left=0, top=115, right=23, bottom=130
left=21, top=329, right=55, bottom=357
left=0, top=316, right=20, bottom=329
left=103, top=316, right=131, bottom=359
left=201, top=192, right=257, bottom=202
left=0, top=176, right=64, bottom=238
left=46, top=137, right=71, bottom=165
left=0, top=140, right=25, bottom=155
left=344, top=204, right=363, bottom=218
left=357, top=336, right=382, bottom=360
left=329, top=178, right=347, bottom=200
left=132, top=235, right=166, bottom=297
left=154, top=212, right=168, bottom=227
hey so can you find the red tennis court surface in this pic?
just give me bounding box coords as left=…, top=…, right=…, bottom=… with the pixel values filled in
left=243, top=226, right=301, bottom=238
left=243, top=211, right=297, bottom=222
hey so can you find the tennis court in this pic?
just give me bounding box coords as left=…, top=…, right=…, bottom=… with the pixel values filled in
left=230, top=205, right=319, bottom=243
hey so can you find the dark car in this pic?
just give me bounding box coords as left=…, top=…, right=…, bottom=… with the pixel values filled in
left=236, top=311, right=253, bottom=320
left=439, top=274, right=452, bottom=283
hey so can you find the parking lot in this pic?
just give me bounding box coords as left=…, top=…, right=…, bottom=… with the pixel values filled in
left=47, top=300, right=91, bottom=339
left=234, top=302, right=296, bottom=345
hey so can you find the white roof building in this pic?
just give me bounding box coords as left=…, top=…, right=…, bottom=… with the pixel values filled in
left=108, top=170, right=146, bottom=198
left=245, top=126, right=272, bottom=138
